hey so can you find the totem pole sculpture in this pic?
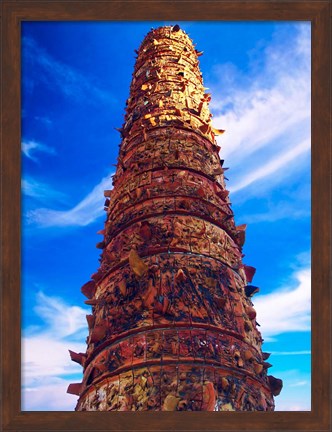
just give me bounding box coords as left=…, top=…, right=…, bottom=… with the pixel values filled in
left=67, top=25, right=282, bottom=411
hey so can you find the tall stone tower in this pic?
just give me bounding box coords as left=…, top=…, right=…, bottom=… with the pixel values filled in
left=67, top=25, right=282, bottom=411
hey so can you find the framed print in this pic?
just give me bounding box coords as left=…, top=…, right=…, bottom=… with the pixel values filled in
left=1, top=1, right=330, bottom=431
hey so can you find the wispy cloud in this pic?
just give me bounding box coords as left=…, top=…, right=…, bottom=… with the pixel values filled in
left=22, top=177, right=67, bottom=203
left=270, top=351, right=311, bottom=356
left=22, top=139, right=56, bottom=162
left=242, top=202, right=311, bottom=224
left=254, top=267, right=311, bottom=339
left=289, top=380, right=309, bottom=387
left=23, top=36, right=114, bottom=105
left=22, top=291, right=89, bottom=410
left=33, top=292, right=88, bottom=339
left=23, top=378, right=81, bottom=411
left=34, top=116, right=53, bottom=128
left=229, top=138, right=310, bottom=193
left=26, top=174, right=113, bottom=227
left=210, top=24, right=311, bottom=193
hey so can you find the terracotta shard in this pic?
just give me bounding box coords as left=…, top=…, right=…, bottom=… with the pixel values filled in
left=263, top=362, right=273, bottom=370
left=268, top=376, right=283, bottom=396
left=162, top=394, right=181, bottom=411
left=175, top=268, right=186, bottom=282
left=69, top=350, right=86, bottom=366
left=253, top=363, right=264, bottom=374
left=262, top=352, right=271, bottom=360
left=128, top=249, right=148, bottom=277
left=90, top=323, right=107, bottom=344
left=202, top=381, right=216, bottom=411
left=211, top=127, right=225, bottom=136
left=86, top=314, right=95, bottom=328
left=243, top=265, right=256, bottom=283
left=67, top=383, right=82, bottom=395
left=81, top=280, right=96, bottom=299
left=244, top=350, right=254, bottom=361
left=215, top=296, right=227, bottom=308
left=84, top=298, right=99, bottom=306
left=220, top=377, right=229, bottom=390
left=245, top=285, right=260, bottom=297
left=104, top=189, right=112, bottom=197
left=139, top=221, right=152, bottom=241
left=246, top=306, right=257, bottom=320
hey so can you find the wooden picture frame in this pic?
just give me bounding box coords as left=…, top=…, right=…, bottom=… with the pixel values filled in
left=1, top=1, right=330, bottom=431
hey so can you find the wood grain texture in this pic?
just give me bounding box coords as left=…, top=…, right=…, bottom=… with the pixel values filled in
left=1, top=0, right=330, bottom=431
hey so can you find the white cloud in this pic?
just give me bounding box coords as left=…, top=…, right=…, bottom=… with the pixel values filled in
left=209, top=23, right=311, bottom=194
left=22, top=292, right=89, bottom=411
left=22, top=139, right=56, bottom=162
left=242, top=204, right=310, bottom=225
left=23, top=378, right=79, bottom=411
left=22, top=177, right=67, bottom=203
left=22, top=336, right=84, bottom=383
left=229, top=138, right=310, bottom=193
left=33, top=291, right=88, bottom=338
left=254, top=267, right=311, bottom=338
left=26, top=174, right=113, bottom=227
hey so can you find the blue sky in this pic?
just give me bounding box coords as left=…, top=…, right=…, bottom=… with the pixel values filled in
left=21, top=21, right=311, bottom=411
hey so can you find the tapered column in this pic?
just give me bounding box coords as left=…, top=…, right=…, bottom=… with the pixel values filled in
left=68, top=25, right=282, bottom=411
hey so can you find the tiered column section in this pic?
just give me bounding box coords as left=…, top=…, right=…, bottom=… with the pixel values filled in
left=68, top=25, right=282, bottom=411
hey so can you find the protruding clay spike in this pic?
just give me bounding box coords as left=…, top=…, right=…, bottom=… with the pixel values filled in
left=236, top=231, right=246, bottom=248
left=81, top=280, right=96, bottom=299
left=84, top=298, right=99, bottom=306
left=90, top=323, right=107, bottom=344
left=216, top=189, right=229, bottom=200
left=104, top=189, right=112, bottom=197
left=86, top=314, right=95, bottom=328
left=69, top=350, right=86, bottom=366
left=268, top=376, right=283, bottom=396
left=175, top=268, right=186, bottom=282
left=245, top=285, right=260, bottom=297
left=67, top=383, right=82, bottom=395
left=212, top=127, right=225, bottom=136
left=262, top=352, right=271, bottom=360
left=243, top=265, right=256, bottom=283
left=263, top=362, right=273, bottom=370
